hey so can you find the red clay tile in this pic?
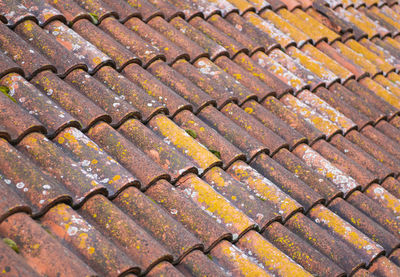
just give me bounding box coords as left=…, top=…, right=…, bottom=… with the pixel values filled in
left=214, top=56, right=276, bottom=100
left=0, top=92, right=46, bottom=143
left=0, top=51, right=24, bottom=79
left=146, top=179, right=230, bottom=251
left=361, top=125, right=400, bottom=162
left=243, top=12, right=296, bottom=48
left=177, top=173, right=257, bottom=239
left=87, top=122, right=169, bottom=188
left=124, top=17, right=189, bottom=65
left=203, top=166, right=280, bottom=230
left=0, top=239, right=41, bottom=276
left=221, top=103, right=289, bottom=155
left=186, top=0, right=238, bottom=18
left=285, top=212, right=365, bottom=275
left=0, top=0, right=36, bottom=27
left=328, top=197, right=399, bottom=254
left=262, top=96, right=324, bottom=144
left=20, top=0, right=65, bottom=26
left=273, top=148, right=342, bottom=203
left=315, top=87, right=373, bottom=129
left=242, top=100, right=307, bottom=149
left=41, top=203, right=139, bottom=275
left=31, top=70, right=110, bottom=131
left=227, top=160, right=303, bottom=221
left=306, top=7, right=342, bottom=34
left=100, top=0, right=141, bottom=22
left=0, top=212, right=96, bottom=276
left=113, top=186, right=203, bottom=263
left=309, top=204, right=385, bottom=266
left=1, top=73, right=80, bottom=137
left=166, top=0, right=202, bottom=20
left=326, top=83, right=385, bottom=125
left=118, top=119, right=197, bottom=182
left=145, top=0, right=184, bottom=21
left=148, top=114, right=222, bottom=174
left=0, top=138, right=71, bottom=216
left=391, top=115, right=400, bottom=128
left=147, top=60, right=215, bottom=113
left=373, top=37, right=400, bottom=61
left=312, top=139, right=377, bottom=190
left=147, top=261, right=183, bottom=276
left=18, top=133, right=107, bottom=206
left=15, top=20, right=88, bottom=78
left=189, top=16, right=248, bottom=58
left=360, top=40, right=400, bottom=71
left=297, top=89, right=357, bottom=134
left=381, top=177, right=400, bottom=199
left=293, top=143, right=361, bottom=196
left=44, top=0, right=92, bottom=25
left=54, top=127, right=139, bottom=198
left=65, top=69, right=140, bottom=127
left=235, top=230, right=313, bottom=276
left=390, top=248, right=400, bottom=267
left=148, top=16, right=207, bottom=63
left=0, top=178, right=30, bottom=222
left=352, top=268, right=374, bottom=277
left=347, top=190, right=400, bottom=240
left=250, top=152, right=324, bottom=211
left=73, top=19, right=140, bottom=71
left=177, top=250, right=228, bottom=276
left=267, top=0, right=287, bottom=10
left=364, top=184, right=400, bottom=220
left=208, top=14, right=263, bottom=55
left=99, top=17, right=165, bottom=67
left=225, top=12, right=280, bottom=54
left=376, top=120, right=400, bottom=146
left=246, top=0, right=272, bottom=12
left=193, top=58, right=257, bottom=104
left=80, top=194, right=172, bottom=273
left=0, top=22, right=55, bottom=80
left=125, top=0, right=163, bottom=22
left=172, top=59, right=238, bottom=108
left=369, top=256, right=400, bottom=276
left=280, top=94, right=342, bottom=139
left=95, top=66, right=167, bottom=122
left=123, top=63, right=191, bottom=117
left=278, top=0, right=301, bottom=10
left=263, top=222, right=346, bottom=277
left=174, top=110, right=246, bottom=168
left=198, top=105, right=267, bottom=161
left=209, top=240, right=271, bottom=276
left=72, top=0, right=118, bottom=23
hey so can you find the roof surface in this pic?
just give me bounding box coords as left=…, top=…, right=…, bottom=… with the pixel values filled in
left=1, top=0, right=400, bottom=276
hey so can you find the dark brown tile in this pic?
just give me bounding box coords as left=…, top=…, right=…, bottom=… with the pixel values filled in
left=94, top=66, right=167, bottom=122
left=364, top=184, right=400, bottom=221
left=118, top=119, right=197, bottom=182
left=176, top=174, right=257, bottom=239
left=227, top=160, right=303, bottom=221
left=312, top=139, right=377, bottom=190
left=0, top=22, right=55, bottom=79
left=0, top=212, right=96, bottom=276
left=263, top=222, right=346, bottom=277
left=369, top=256, right=400, bottom=277
left=123, top=63, right=192, bottom=117
left=0, top=91, right=46, bottom=143
left=113, top=186, right=203, bottom=263
left=65, top=69, right=141, bottom=127
left=80, top=194, right=172, bottom=273
left=0, top=0, right=36, bottom=27
left=147, top=261, right=183, bottom=277
left=189, top=16, right=248, bottom=58
left=177, top=250, right=229, bottom=277
left=273, top=148, right=342, bottom=203
left=145, top=179, right=230, bottom=251
left=147, top=60, right=215, bottom=113
left=265, top=0, right=287, bottom=10
left=148, top=16, right=207, bottom=63
left=124, top=0, right=163, bottom=22
left=146, top=0, right=184, bottom=21
left=148, top=114, right=222, bottom=175
left=250, top=152, right=324, bottom=211
left=174, top=110, right=246, bottom=168
left=221, top=103, right=289, bottom=155
left=124, top=17, right=189, bottom=65
left=99, top=17, right=165, bottom=67
left=54, top=127, right=140, bottom=198
left=44, top=0, right=92, bottom=25
left=72, top=0, right=118, bottom=23
left=292, top=143, right=361, bottom=197
left=87, top=122, right=170, bottom=189
left=198, top=105, right=267, bottom=161
left=73, top=19, right=140, bottom=71
left=1, top=73, right=80, bottom=137
left=262, top=96, right=324, bottom=144
left=31, top=70, right=110, bottom=131
left=361, top=125, right=400, bottom=162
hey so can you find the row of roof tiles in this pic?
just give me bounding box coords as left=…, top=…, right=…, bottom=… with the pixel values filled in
left=1, top=0, right=400, bottom=276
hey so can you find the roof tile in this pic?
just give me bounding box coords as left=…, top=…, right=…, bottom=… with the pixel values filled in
left=369, top=256, right=400, bottom=276
left=125, top=0, right=163, bottom=22
left=0, top=0, right=36, bottom=27
left=147, top=261, right=184, bottom=277
left=364, top=183, right=400, bottom=219
left=44, top=0, right=91, bottom=25
left=176, top=249, right=229, bottom=276
left=72, top=0, right=118, bottom=23
left=0, top=177, right=30, bottom=222
left=19, top=0, right=65, bottom=26
left=0, top=51, right=24, bottom=79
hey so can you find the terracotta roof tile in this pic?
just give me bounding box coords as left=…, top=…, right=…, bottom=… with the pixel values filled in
left=3, top=1, right=400, bottom=275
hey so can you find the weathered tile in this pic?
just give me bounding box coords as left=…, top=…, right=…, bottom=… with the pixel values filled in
left=177, top=250, right=229, bottom=276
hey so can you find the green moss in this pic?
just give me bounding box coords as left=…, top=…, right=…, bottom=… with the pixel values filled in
left=209, top=149, right=221, bottom=159
left=3, top=238, right=19, bottom=253
left=0, top=86, right=16, bottom=103
left=185, top=129, right=197, bottom=139
left=89, top=13, right=99, bottom=24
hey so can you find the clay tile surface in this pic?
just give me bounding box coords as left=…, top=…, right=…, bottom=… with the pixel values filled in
left=2, top=0, right=400, bottom=275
